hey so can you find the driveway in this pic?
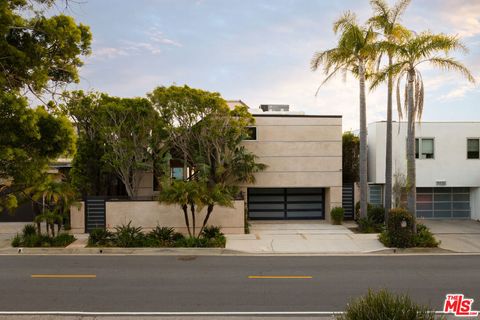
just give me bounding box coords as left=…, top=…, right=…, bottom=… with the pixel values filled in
left=0, top=222, right=30, bottom=248
left=419, top=219, right=480, bottom=253
left=226, top=221, right=385, bottom=254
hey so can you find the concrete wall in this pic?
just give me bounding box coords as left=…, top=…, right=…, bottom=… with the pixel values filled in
left=241, top=115, right=343, bottom=218
left=105, top=200, right=244, bottom=234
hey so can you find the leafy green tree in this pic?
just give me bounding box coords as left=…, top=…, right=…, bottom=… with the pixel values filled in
left=342, top=132, right=359, bottom=183
left=368, top=0, right=411, bottom=217
left=311, top=12, right=377, bottom=219
left=151, top=86, right=266, bottom=235
left=372, top=33, right=475, bottom=231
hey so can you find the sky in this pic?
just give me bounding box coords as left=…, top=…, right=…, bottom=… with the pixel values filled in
left=56, top=0, right=480, bottom=131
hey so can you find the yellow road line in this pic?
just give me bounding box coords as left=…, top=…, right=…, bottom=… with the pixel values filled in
left=248, top=275, right=312, bottom=279
left=31, top=274, right=96, bottom=279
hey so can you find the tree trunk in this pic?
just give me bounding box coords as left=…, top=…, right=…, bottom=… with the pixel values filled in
left=182, top=204, right=192, bottom=237
left=384, top=54, right=393, bottom=221
left=36, top=221, right=41, bottom=235
left=358, top=59, right=368, bottom=220
left=199, top=204, right=214, bottom=236
left=190, top=203, right=196, bottom=238
left=406, top=68, right=417, bottom=233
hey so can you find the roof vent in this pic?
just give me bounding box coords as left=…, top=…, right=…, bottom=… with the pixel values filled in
left=260, top=104, right=289, bottom=112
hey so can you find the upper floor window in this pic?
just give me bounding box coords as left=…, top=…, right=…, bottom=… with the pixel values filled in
left=467, top=138, right=479, bottom=159
left=415, top=138, right=434, bottom=159
left=245, top=127, right=257, bottom=140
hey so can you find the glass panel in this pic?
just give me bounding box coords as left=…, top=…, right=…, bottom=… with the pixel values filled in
left=453, top=202, right=470, bottom=210
left=287, top=203, right=323, bottom=210
left=286, top=188, right=323, bottom=194
left=417, top=211, right=433, bottom=218
left=417, top=203, right=433, bottom=210
left=417, top=194, right=432, bottom=202
left=453, top=187, right=470, bottom=193
left=434, top=187, right=452, bottom=193
left=415, top=138, right=419, bottom=159
left=417, top=187, right=433, bottom=193
left=434, top=203, right=452, bottom=210
left=171, top=167, right=184, bottom=180
left=453, top=194, right=470, bottom=201
left=369, top=185, right=383, bottom=205
left=421, top=138, right=434, bottom=158
left=249, top=203, right=284, bottom=210
left=434, top=193, right=451, bottom=201
left=249, top=211, right=284, bottom=218
left=452, top=210, right=470, bottom=218
left=467, top=139, right=479, bottom=151
left=287, top=211, right=323, bottom=218
left=433, top=210, right=452, bottom=218
left=287, top=195, right=323, bottom=202
left=249, top=195, right=284, bottom=202
left=249, top=188, right=283, bottom=194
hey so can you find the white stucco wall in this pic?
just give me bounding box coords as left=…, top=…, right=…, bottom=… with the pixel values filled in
left=368, top=122, right=480, bottom=187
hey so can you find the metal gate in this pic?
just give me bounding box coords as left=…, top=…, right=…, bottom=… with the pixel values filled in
left=248, top=188, right=324, bottom=220
left=342, top=183, right=355, bottom=219
left=85, top=197, right=106, bottom=232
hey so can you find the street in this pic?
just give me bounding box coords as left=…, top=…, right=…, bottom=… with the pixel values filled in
left=0, top=255, right=479, bottom=315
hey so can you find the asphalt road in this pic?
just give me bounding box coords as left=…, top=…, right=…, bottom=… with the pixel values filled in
left=0, top=255, right=479, bottom=314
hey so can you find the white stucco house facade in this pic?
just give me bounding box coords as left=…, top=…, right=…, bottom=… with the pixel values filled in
left=367, top=121, right=480, bottom=220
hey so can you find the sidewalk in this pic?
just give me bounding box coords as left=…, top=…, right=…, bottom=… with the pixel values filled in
left=225, top=221, right=386, bottom=254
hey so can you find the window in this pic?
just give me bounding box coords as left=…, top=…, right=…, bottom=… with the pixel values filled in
left=368, top=185, right=383, bottom=206
left=171, top=167, right=184, bottom=180
left=245, top=127, right=257, bottom=140
left=415, top=138, right=434, bottom=159
left=467, top=138, right=479, bottom=159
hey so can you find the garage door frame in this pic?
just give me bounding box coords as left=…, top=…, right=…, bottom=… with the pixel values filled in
left=247, top=187, right=325, bottom=220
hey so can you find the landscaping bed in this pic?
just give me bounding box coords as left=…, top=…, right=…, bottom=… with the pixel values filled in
left=88, top=222, right=226, bottom=248
left=11, top=224, right=76, bottom=248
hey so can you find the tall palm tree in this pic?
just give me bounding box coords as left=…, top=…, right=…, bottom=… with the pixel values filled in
left=372, top=32, right=475, bottom=231
left=311, top=11, right=377, bottom=219
left=368, top=0, right=411, bottom=220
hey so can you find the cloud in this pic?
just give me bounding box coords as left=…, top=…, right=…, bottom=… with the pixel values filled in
left=439, top=83, right=477, bottom=100
left=91, top=47, right=129, bottom=59
left=436, top=0, right=480, bottom=37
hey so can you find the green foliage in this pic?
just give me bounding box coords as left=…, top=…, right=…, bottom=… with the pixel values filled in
left=201, top=226, right=223, bottom=239
left=331, top=207, right=345, bottom=225
left=337, top=289, right=436, bottom=320
left=22, top=224, right=37, bottom=237
left=368, top=206, right=385, bottom=225
left=88, top=228, right=113, bottom=247
left=413, top=224, right=439, bottom=247
left=113, top=222, right=145, bottom=247
left=380, top=207, right=414, bottom=248
left=175, top=236, right=210, bottom=248
left=342, top=132, right=360, bottom=183
left=149, top=226, right=175, bottom=242
left=11, top=232, right=75, bottom=247
left=358, top=217, right=382, bottom=233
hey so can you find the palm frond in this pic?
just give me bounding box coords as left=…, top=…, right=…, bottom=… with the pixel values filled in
left=396, top=75, right=403, bottom=120
left=333, top=11, right=357, bottom=35
left=427, top=57, right=476, bottom=83
left=391, top=0, right=411, bottom=22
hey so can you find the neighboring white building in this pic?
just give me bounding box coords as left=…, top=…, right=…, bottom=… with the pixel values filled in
left=368, top=121, right=480, bottom=220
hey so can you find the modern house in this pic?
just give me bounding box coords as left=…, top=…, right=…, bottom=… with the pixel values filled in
left=228, top=101, right=343, bottom=221
left=367, top=121, right=480, bottom=220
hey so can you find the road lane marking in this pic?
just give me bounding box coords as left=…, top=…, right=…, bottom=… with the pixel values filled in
left=31, top=274, right=96, bottom=279
left=248, top=275, right=312, bottom=279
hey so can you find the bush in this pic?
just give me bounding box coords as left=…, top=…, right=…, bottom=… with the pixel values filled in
left=367, top=206, right=385, bottom=225
left=358, top=217, right=381, bottom=233
left=201, top=226, right=222, bottom=239
left=22, top=224, right=37, bottom=237
left=413, top=224, right=440, bottom=248
left=337, top=289, right=435, bottom=320
left=175, top=236, right=210, bottom=248
left=12, top=232, right=75, bottom=247
left=51, top=233, right=76, bottom=247
left=88, top=228, right=113, bottom=246
left=331, top=207, right=344, bottom=225
left=355, top=201, right=373, bottom=221
left=149, top=226, right=175, bottom=242
left=11, top=234, right=21, bottom=247
left=113, top=222, right=145, bottom=247
left=385, top=208, right=414, bottom=248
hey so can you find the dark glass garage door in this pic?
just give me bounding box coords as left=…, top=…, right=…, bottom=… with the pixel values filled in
left=416, top=187, right=470, bottom=219
left=248, top=188, right=324, bottom=220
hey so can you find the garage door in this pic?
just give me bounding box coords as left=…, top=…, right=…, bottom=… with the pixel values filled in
left=248, top=188, right=324, bottom=220
left=416, top=187, right=470, bottom=219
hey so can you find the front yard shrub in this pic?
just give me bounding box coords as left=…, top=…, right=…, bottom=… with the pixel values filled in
left=413, top=224, right=440, bottom=248
left=331, top=207, right=344, bottom=225
left=367, top=206, right=385, bottom=225
left=384, top=208, right=414, bottom=248
left=355, top=201, right=373, bottom=221
left=113, top=222, right=145, bottom=247
left=358, top=217, right=380, bottom=233
left=88, top=228, right=113, bottom=246
left=337, top=289, right=436, bottom=320
left=11, top=225, right=76, bottom=248
left=175, top=236, right=210, bottom=248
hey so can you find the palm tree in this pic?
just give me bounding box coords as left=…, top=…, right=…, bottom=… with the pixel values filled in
left=368, top=0, right=411, bottom=220
left=311, top=11, right=377, bottom=219
left=372, top=32, right=475, bottom=231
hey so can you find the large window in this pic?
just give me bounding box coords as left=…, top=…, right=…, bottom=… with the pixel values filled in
left=467, top=138, right=479, bottom=159
left=415, top=138, right=434, bottom=159
left=368, top=185, right=383, bottom=206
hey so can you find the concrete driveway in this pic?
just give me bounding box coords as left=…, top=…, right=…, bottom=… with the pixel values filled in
left=419, top=219, right=480, bottom=253
left=226, top=221, right=385, bottom=254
